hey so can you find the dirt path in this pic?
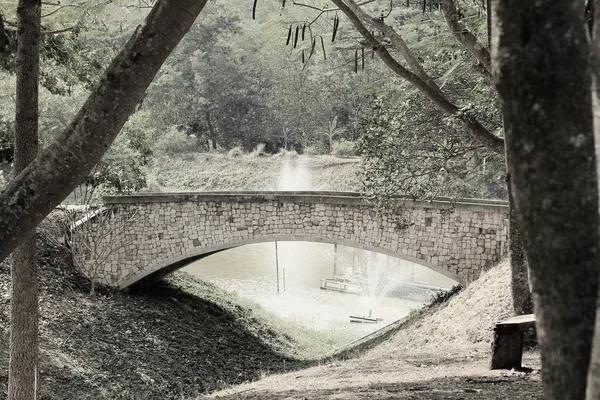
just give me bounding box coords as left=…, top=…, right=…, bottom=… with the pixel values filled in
left=205, top=351, right=541, bottom=399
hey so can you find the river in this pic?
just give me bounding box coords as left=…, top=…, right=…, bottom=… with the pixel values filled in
left=183, top=241, right=457, bottom=338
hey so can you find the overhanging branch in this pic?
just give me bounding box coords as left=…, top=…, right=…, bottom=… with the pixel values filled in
left=440, top=0, right=491, bottom=75
left=0, top=0, right=211, bottom=264
left=331, top=0, right=504, bottom=154
left=342, top=0, right=444, bottom=95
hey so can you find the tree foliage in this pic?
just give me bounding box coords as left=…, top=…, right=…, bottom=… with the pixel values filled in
left=357, top=93, right=506, bottom=203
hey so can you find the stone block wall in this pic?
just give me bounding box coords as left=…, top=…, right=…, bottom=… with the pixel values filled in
left=72, top=193, right=509, bottom=289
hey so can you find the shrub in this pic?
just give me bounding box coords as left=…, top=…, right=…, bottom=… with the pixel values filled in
left=275, top=149, right=298, bottom=158
left=251, top=143, right=267, bottom=157
left=181, top=153, right=196, bottom=161
left=154, top=127, right=198, bottom=156
left=228, top=146, right=244, bottom=157
left=332, top=139, right=357, bottom=158
left=303, top=145, right=323, bottom=156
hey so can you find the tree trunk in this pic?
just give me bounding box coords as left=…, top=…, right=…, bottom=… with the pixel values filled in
left=205, top=110, right=216, bottom=150
left=492, top=1, right=599, bottom=399
left=486, top=0, right=492, bottom=51
left=0, top=0, right=210, bottom=265
left=9, top=0, right=40, bottom=399
left=0, top=14, right=9, bottom=53
left=585, top=1, right=600, bottom=397
left=507, top=175, right=532, bottom=316
left=329, top=133, right=333, bottom=154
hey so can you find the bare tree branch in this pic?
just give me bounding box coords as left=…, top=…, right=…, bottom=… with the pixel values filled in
left=41, top=26, right=73, bottom=35
left=440, top=0, right=491, bottom=75
left=340, top=0, right=444, bottom=95
left=58, top=205, right=139, bottom=295
left=292, top=0, right=376, bottom=26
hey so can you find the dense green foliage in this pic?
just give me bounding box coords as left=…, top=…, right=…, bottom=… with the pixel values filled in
left=357, top=93, right=506, bottom=203
left=349, top=1, right=506, bottom=201
left=0, top=0, right=505, bottom=199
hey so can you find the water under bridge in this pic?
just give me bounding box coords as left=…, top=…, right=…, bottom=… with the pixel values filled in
left=72, top=191, right=509, bottom=289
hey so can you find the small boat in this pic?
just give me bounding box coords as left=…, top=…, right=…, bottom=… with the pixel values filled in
left=349, top=315, right=383, bottom=323
left=319, top=278, right=362, bottom=295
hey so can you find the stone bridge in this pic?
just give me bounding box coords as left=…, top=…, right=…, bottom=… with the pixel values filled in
left=72, top=192, right=509, bottom=290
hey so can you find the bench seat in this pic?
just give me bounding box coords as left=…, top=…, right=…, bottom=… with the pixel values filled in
left=490, top=313, right=535, bottom=370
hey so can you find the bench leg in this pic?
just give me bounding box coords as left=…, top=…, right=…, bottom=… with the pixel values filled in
left=490, top=326, right=524, bottom=369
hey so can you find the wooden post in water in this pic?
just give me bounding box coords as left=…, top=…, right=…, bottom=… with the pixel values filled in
left=275, top=241, right=280, bottom=293
left=282, top=268, right=286, bottom=292
left=333, top=243, right=338, bottom=277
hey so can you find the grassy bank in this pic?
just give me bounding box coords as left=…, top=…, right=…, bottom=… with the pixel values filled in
left=148, top=152, right=360, bottom=192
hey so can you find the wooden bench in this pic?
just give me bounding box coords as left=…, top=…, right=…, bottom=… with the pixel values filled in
left=490, top=313, right=536, bottom=370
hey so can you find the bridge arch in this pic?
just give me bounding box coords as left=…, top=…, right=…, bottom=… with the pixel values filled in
left=72, top=192, right=509, bottom=289
left=120, top=234, right=465, bottom=290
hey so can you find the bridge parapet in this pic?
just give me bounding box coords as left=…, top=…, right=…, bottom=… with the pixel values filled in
left=74, top=192, right=509, bottom=289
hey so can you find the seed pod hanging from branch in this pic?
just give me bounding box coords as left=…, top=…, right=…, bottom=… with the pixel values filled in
left=302, top=49, right=305, bottom=63
left=302, top=24, right=306, bottom=41
left=253, top=0, right=258, bottom=19
left=286, top=24, right=292, bottom=46
left=361, top=47, right=365, bottom=71
left=309, top=38, right=316, bottom=59
left=294, top=25, right=299, bottom=48
left=282, top=0, right=286, bottom=8
left=332, top=14, right=339, bottom=43
left=320, top=36, right=327, bottom=60
left=354, top=48, right=358, bottom=73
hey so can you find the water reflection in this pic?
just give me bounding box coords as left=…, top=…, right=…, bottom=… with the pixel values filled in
left=183, top=242, right=457, bottom=338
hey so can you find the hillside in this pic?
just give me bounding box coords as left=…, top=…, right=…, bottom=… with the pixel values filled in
left=370, top=258, right=515, bottom=356
left=0, top=219, right=352, bottom=400
left=148, top=152, right=361, bottom=192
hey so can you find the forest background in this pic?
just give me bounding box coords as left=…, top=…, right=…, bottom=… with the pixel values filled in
left=0, top=0, right=506, bottom=203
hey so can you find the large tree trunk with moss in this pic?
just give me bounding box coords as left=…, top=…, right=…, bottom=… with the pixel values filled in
left=585, top=1, right=600, bottom=397
left=492, top=1, right=599, bottom=399
left=0, top=0, right=210, bottom=264
left=8, top=1, right=40, bottom=399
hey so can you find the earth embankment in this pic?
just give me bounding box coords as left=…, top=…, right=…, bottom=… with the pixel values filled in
left=0, top=222, right=343, bottom=399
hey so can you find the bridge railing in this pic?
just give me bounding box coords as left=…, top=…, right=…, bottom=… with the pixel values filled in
left=102, top=191, right=508, bottom=210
